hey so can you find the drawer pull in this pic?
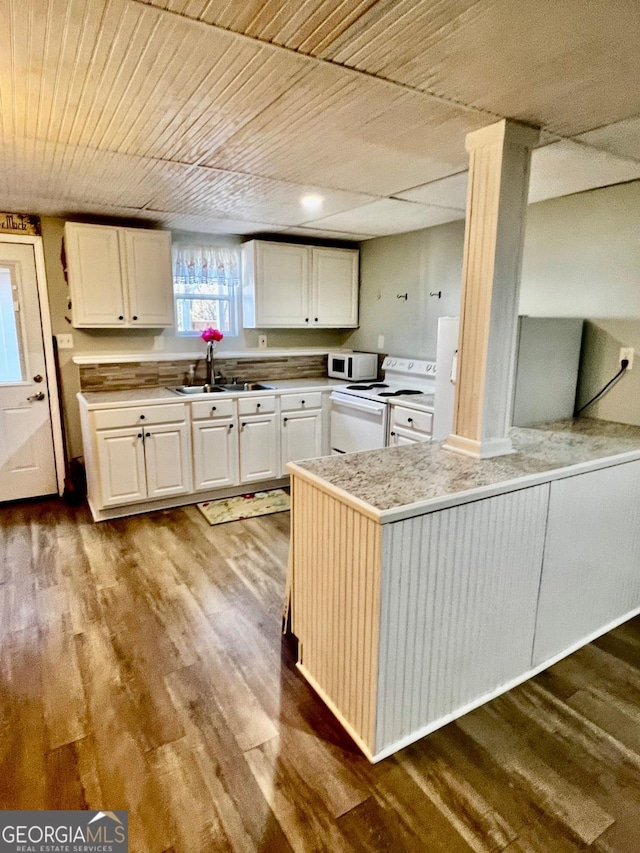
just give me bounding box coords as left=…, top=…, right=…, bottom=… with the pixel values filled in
left=256, top=403, right=261, bottom=409
left=407, top=417, right=413, bottom=424
left=301, top=400, right=305, bottom=405
left=139, top=414, right=146, bottom=420
left=390, top=431, right=396, bottom=436
left=211, top=406, right=217, bottom=412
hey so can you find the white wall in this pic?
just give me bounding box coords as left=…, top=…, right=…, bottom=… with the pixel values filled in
left=348, top=180, right=640, bottom=424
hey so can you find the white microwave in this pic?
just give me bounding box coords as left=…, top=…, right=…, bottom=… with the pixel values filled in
left=327, top=352, right=378, bottom=381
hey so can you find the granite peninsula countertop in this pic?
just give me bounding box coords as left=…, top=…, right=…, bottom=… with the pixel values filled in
left=291, top=418, right=640, bottom=521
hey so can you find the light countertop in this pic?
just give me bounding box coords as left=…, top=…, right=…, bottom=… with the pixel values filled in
left=290, top=418, right=640, bottom=522
left=78, top=378, right=350, bottom=408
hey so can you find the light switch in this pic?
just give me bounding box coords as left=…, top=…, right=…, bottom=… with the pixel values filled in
left=377, top=335, right=384, bottom=349
left=57, top=334, right=74, bottom=349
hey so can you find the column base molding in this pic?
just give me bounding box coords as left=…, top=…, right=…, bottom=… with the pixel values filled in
left=443, top=433, right=514, bottom=459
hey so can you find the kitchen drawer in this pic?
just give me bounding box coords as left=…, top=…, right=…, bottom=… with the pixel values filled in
left=280, top=391, right=322, bottom=411
left=94, top=403, right=186, bottom=430
left=191, top=398, right=236, bottom=420
left=238, top=395, right=276, bottom=415
left=391, top=405, right=433, bottom=434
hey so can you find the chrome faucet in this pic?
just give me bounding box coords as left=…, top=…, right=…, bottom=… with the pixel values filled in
left=205, top=342, right=222, bottom=388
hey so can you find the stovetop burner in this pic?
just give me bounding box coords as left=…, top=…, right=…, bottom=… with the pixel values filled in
left=347, top=383, right=389, bottom=390
left=378, top=389, right=424, bottom=397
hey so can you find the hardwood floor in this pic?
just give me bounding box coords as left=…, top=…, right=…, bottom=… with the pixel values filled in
left=1, top=498, right=640, bottom=852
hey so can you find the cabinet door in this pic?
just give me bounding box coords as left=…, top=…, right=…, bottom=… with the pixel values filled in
left=255, top=243, right=309, bottom=327
left=144, top=423, right=192, bottom=499
left=96, top=428, right=147, bottom=507
left=389, top=428, right=423, bottom=447
left=311, top=247, right=358, bottom=328
left=65, top=223, right=125, bottom=327
left=280, top=410, right=322, bottom=476
left=192, top=420, right=239, bottom=491
left=239, top=415, right=279, bottom=483
left=122, top=229, right=174, bottom=327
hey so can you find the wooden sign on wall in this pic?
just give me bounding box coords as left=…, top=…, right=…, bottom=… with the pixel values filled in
left=0, top=213, right=41, bottom=236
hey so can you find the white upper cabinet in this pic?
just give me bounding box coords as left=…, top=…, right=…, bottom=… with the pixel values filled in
left=242, top=240, right=358, bottom=329
left=311, top=247, right=358, bottom=328
left=65, top=222, right=174, bottom=328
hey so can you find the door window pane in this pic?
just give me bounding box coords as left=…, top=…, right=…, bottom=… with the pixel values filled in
left=0, top=267, right=24, bottom=382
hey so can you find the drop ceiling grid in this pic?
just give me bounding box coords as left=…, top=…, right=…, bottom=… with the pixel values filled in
left=142, top=0, right=382, bottom=54
left=144, top=162, right=379, bottom=223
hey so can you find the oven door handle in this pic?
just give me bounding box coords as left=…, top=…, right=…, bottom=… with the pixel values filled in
left=330, top=394, right=385, bottom=416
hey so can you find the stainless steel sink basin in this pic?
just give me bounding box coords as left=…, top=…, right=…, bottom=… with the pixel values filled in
left=220, top=382, right=276, bottom=392
left=169, top=382, right=276, bottom=395
left=169, top=385, right=226, bottom=395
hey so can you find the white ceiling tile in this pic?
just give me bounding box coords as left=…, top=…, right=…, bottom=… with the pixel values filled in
left=304, top=199, right=465, bottom=236
left=528, top=140, right=640, bottom=204
left=281, top=226, right=372, bottom=241
left=156, top=213, right=288, bottom=235
left=575, top=116, right=640, bottom=163
left=395, top=172, right=468, bottom=209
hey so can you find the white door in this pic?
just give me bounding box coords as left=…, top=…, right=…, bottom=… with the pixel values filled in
left=122, top=229, right=174, bottom=327
left=256, top=243, right=309, bottom=326
left=192, top=420, right=239, bottom=490
left=144, top=423, right=192, bottom=499
left=311, top=248, right=358, bottom=327
left=239, top=415, right=279, bottom=483
left=0, top=243, right=58, bottom=501
left=281, top=411, right=322, bottom=475
left=96, top=428, right=147, bottom=507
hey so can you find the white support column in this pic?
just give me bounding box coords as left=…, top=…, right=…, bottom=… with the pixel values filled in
left=445, top=119, right=539, bottom=459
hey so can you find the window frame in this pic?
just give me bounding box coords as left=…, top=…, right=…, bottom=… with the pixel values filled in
left=172, top=245, right=240, bottom=338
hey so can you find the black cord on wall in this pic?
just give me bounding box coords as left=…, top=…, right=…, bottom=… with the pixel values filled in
left=574, top=359, right=629, bottom=416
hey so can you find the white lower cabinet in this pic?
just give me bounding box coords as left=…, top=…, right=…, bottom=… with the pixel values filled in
left=96, top=423, right=190, bottom=507
left=192, top=419, right=239, bottom=490
left=280, top=410, right=322, bottom=475
left=96, top=428, right=148, bottom=507
left=388, top=404, right=433, bottom=446
left=239, top=415, right=279, bottom=484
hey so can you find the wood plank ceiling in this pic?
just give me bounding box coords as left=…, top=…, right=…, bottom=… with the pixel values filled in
left=1, top=0, right=640, bottom=238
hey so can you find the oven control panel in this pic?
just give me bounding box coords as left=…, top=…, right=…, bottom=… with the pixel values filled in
left=381, top=357, right=436, bottom=377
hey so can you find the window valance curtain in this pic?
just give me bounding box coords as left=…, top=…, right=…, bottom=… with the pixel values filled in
left=173, top=245, right=240, bottom=295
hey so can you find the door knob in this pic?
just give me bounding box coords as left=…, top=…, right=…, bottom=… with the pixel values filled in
left=27, top=391, right=46, bottom=402
left=33, top=374, right=43, bottom=383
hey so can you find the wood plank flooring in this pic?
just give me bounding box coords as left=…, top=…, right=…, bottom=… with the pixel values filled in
left=1, top=497, right=640, bottom=852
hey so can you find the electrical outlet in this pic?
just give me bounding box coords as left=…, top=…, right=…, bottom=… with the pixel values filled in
left=258, top=334, right=268, bottom=349
left=56, top=334, right=74, bottom=349
left=377, top=334, right=384, bottom=349
left=620, top=347, right=634, bottom=370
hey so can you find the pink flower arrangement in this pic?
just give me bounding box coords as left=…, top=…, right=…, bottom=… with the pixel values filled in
left=201, top=327, right=224, bottom=343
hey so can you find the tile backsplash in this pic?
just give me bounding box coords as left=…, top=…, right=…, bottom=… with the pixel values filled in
left=79, top=354, right=329, bottom=392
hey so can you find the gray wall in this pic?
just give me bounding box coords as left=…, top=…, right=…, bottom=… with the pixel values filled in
left=348, top=180, right=640, bottom=425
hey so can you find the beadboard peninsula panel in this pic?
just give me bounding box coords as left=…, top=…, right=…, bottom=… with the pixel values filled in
left=533, top=461, right=640, bottom=667
left=291, top=477, right=381, bottom=754
left=375, top=484, right=549, bottom=754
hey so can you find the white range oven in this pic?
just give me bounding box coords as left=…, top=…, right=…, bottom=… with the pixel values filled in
left=330, top=357, right=437, bottom=455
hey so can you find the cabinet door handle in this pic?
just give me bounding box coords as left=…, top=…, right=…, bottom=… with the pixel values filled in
left=145, top=432, right=151, bottom=438
left=314, top=318, right=318, bottom=322
left=132, top=315, right=138, bottom=321
left=118, top=315, right=124, bottom=320
left=228, top=423, right=234, bottom=430
left=137, top=433, right=143, bottom=439
left=305, top=318, right=309, bottom=323
left=390, top=431, right=396, bottom=436
left=241, top=422, right=246, bottom=428
left=283, top=417, right=288, bottom=424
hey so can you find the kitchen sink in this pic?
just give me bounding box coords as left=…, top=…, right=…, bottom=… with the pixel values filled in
left=219, top=382, right=276, bottom=391
left=169, top=382, right=276, bottom=395
left=169, top=385, right=226, bottom=395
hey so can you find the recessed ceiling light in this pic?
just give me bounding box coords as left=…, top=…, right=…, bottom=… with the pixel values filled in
left=300, top=194, right=324, bottom=213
